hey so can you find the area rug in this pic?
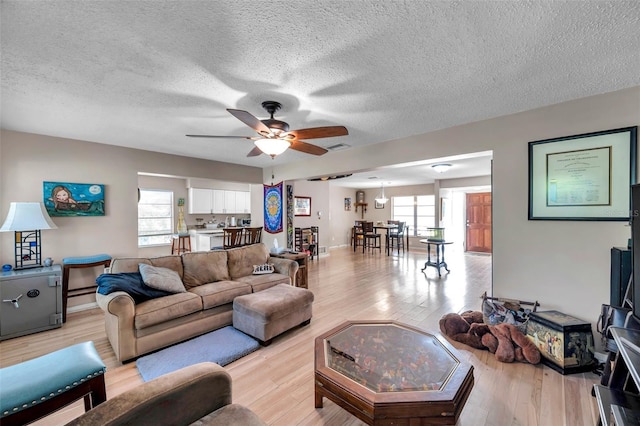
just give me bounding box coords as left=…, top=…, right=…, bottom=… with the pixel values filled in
left=136, top=326, right=260, bottom=382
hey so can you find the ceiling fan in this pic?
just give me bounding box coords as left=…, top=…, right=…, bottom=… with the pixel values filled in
left=186, top=101, right=348, bottom=158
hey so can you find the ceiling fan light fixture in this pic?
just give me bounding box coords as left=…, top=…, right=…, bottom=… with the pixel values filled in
left=254, top=138, right=291, bottom=157
left=432, top=163, right=452, bottom=173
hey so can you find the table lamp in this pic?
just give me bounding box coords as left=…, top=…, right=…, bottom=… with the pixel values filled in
left=0, top=202, right=58, bottom=269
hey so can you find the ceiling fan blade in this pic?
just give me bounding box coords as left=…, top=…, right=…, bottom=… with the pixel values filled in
left=247, top=146, right=263, bottom=157
left=186, top=134, right=255, bottom=139
left=227, top=109, right=271, bottom=135
left=289, top=140, right=329, bottom=156
left=287, top=126, right=348, bottom=140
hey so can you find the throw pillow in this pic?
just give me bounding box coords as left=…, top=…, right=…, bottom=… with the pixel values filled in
left=252, top=263, right=275, bottom=275
left=139, top=263, right=186, bottom=293
left=96, top=272, right=173, bottom=304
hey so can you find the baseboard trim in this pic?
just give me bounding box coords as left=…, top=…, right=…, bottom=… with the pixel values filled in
left=67, top=302, right=98, bottom=314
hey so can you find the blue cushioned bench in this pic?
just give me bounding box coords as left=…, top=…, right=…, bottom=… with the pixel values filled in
left=0, top=341, right=106, bottom=426
left=62, top=254, right=112, bottom=322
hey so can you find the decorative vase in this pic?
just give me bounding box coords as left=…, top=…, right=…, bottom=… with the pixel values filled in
left=177, top=199, right=187, bottom=234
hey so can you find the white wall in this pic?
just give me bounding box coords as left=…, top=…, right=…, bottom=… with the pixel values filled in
left=329, top=186, right=360, bottom=247
left=0, top=131, right=263, bottom=308
left=267, top=87, right=640, bottom=328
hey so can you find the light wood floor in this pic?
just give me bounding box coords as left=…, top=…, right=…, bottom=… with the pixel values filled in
left=0, top=245, right=600, bottom=425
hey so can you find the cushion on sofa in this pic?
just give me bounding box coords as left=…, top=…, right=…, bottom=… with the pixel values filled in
left=110, top=255, right=183, bottom=278
left=134, top=292, right=203, bottom=330
left=96, top=272, right=174, bottom=304
left=188, top=281, right=252, bottom=309
left=227, top=243, right=270, bottom=279
left=252, top=263, right=274, bottom=274
left=139, top=264, right=186, bottom=293
left=235, top=273, right=291, bottom=293
left=181, top=251, right=230, bottom=289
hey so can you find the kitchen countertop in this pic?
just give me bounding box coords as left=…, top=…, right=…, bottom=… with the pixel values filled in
left=190, top=227, right=248, bottom=234
left=191, top=229, right=223, bottom=234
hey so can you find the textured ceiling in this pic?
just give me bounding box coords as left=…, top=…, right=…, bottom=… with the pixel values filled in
left=2, top=1, right=640, bottom=185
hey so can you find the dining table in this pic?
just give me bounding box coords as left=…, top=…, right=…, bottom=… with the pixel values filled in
left=351, top=223, right=410, bottom=255
left=373, top=224, right=409, bottom=255
left=372, top=224, right=396, bottom=256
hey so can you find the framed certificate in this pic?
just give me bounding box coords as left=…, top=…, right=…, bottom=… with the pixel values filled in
left=528, top=126, right=637, bottom=220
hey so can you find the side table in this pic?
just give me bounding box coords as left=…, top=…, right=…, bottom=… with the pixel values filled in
left=271, top=252, right=309, bottom=288
left=419, top=239, right=453, bottom=277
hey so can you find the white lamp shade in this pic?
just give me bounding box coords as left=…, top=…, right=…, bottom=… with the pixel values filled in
left=254, top=138, right=291, bottom=157
left=0, top=202, right=58, bottom=231
left=375, top=184, right=388, bottom=204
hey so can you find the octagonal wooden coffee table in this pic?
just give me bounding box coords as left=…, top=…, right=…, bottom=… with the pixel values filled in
left=314, top=320, right=474, bottom=425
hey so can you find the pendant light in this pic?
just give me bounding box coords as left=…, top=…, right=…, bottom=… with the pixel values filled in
left=375, top=183, right=388, bottom=204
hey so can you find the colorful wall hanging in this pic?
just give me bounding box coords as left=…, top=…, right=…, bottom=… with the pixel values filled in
left=286, top=184, right=294, bottom=248
left=264, top=182, right=283, bottom=234
left=43, top=181, right=105, bottom=216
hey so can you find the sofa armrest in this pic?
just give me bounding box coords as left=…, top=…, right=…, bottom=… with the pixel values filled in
left=268, top=256, right=299, bottom=285
left=96, top=291, right=137, bottom=362
left=66, top=362, right=233, bottom=426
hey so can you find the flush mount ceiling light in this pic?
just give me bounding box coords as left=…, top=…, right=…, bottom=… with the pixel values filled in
left=432, top=163, right=452, bottom=173
left=375, top=183, right=388, bottom=204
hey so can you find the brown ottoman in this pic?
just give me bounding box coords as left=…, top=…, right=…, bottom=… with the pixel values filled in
left=233, top=284, right=314, bottom=345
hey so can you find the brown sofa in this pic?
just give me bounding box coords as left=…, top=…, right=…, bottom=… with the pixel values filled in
left=66, top=362, right=265, bottom=425
left=96, top=243, right=298, bottom=362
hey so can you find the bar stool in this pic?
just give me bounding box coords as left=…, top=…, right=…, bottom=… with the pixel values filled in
left=62, top=254, right=112, bottom=323
left=171, top=234, right=191, bottom=255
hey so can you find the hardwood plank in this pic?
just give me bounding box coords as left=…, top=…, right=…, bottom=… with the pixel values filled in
left=0, top=246, right=600, bottom=425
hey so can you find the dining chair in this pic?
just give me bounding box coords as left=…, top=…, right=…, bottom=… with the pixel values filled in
left=387, top=221, right=406, bottom=255
left=352, top=221, right=365, bottom=251
left=243, top=227, right=263, bottom=245
left=222, top=228, right=244, bottom=249
left=361, top=221, right=381, bottom=253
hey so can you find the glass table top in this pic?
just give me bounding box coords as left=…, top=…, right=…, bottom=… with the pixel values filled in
left=324, top=322, right=459, bottom=393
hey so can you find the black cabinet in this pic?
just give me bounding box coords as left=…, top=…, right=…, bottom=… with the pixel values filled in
left=611, top=247, right=632, bottom=307
left=593, top=325, right=640, bottom=425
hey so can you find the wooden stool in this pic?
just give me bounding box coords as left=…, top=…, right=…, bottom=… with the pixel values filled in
left=171, top=234, right=191, bottom=254
left=62, top=254, right=112, bottom=323
left=0, top=341, right=106, bottom=426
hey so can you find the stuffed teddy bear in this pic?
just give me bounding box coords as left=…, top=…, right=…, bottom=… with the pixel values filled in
left=439, top=311, right=491, bottom=350
left=439, top=311, right=541, bottom=365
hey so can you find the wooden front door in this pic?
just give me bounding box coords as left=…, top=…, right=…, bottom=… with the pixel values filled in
left=466, top=192, right=492, bottom=253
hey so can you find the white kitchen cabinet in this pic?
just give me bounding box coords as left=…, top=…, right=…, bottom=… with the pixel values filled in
left=212, top=190, right=225, bottom=214
left=189, top=188, right=251, bottom=214
left=236, top=191, right=250, bottom=213
left=224, top=191, right=237, bottom=214
left=188, top=188, right=214, bottom=214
